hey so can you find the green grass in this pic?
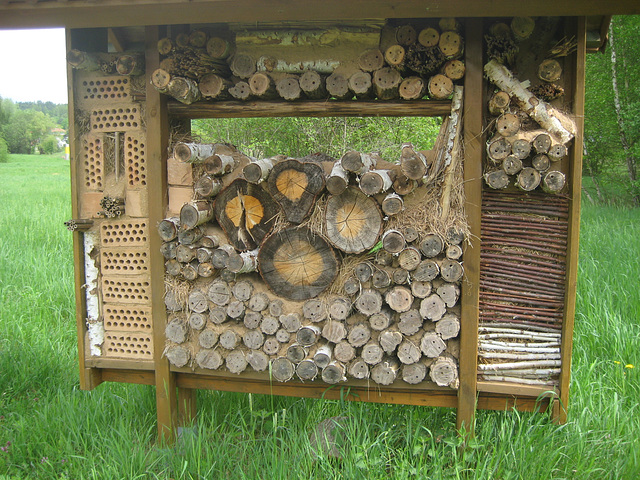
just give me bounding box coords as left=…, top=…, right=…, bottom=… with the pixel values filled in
left=1, top=154, right=639, bottom=479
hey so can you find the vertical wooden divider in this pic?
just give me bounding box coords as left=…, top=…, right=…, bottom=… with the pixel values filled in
left=457, top=18, right=483, bottom=436
left=555, top=16, right=586, bottom=424
left=145, top=25, right=178, bottom=443
left=67, top=28, right=103, bottom=391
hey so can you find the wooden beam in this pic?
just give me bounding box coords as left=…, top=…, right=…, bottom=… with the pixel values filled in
left=108, top=27, right=125, bottom=52
left=1, top=1, right=639, bottom=29
left=101, top=369, right=156, bottom=386
left=146, top=24, right=178, bottom=445
left=477, top=380, right=558, bottom=398
left=178, top=388, right=198, bottom=426
left=456, top=18, right=483, bottom=437
left=168, top=100, right=452, bottom=119
left=555, top=16, right=587, bottom=425
left=67, top=28, right=102, bottom=392
left=175, top=373, right=459, bottom=408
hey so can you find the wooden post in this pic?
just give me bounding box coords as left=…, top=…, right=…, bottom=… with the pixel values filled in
left=146, top=25, right=178, bottom=444
left=456, top=18, right=483, bottom=438
left=555, top=16, right=586, bottom=425
left=178, top=387, right=197, bottom=426
left=67, top=28, right=103, bottom=391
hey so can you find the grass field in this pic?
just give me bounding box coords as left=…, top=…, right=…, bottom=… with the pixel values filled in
left=1, top=154, right=638, bottom=479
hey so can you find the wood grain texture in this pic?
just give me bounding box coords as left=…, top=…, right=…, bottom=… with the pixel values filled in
left=557, top=16, right=586, bottom=425
left=258, top=227, right=338, bottom=301
left=146, top=25, right=178, bottom=444
left=1, top=4, right=635, bottom=31
left=168, top=100, right=452, bottom=119
left=67, top=29, right=103, bottom=392
left=457, top=18, right=483, bottom=436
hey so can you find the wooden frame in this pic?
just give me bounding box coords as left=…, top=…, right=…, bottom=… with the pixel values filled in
left=55, top=10, right=594, bottom=443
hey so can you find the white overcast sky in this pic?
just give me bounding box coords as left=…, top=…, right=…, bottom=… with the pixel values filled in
left=0, top=28, right=68, bottom=104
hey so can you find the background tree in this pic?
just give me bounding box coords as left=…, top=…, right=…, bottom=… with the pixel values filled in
left=584, top=15, right=640, bottom=205
left=2, top=109, right=55, bottom=154
left=192, top=116, right=441, bottom=161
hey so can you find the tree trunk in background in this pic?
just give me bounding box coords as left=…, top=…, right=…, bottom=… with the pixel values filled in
left=609, top=20, right=639, bottom=205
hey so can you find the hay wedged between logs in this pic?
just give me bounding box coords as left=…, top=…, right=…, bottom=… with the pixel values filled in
left=164, top=274, right=192, bottom=311
left=327, top=251, right=375, bottom=297
left=387, top=153, right=469, bottom=245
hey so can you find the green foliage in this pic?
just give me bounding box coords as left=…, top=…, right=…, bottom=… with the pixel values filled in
left=0, top=136, right=8, bottom=163
left=0, top=96, right=68, bottom=155
left=1, top=155, right=639, bottom=478
left=1, top=108, right=55, bottom=154
left=192, top=116, right=441, bottom=160
left=39, top=135, right=60, bottom=155
left=17, top=101, right=69, bottom=130
left=584, top=15, right=640, bottom=204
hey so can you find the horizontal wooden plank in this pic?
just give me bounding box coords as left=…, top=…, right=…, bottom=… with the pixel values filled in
left=477, top=380, right=558, bottom=398
left=0, top=1, right=637, bottom=29
left=85, top=357, right=156, bottom=371
left=100, top=368, right=156, bottom=385
left=477, top=394, right=552, bottom=413
left=170, top=365, right=453, bottom=391
left=167, top=100, right=452, bottom=119
left=92, top=367, right=554, bottom=413
left=175, top=373, right=459, bottom=407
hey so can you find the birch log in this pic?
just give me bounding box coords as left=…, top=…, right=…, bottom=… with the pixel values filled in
left=484, top=59, right=576, bottom=144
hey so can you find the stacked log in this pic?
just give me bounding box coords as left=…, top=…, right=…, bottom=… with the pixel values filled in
left=161, top=130, right=466, bottom=388
left=482, top=17, right=574, bottom=196
left=151, top=21, right=465, bottom=104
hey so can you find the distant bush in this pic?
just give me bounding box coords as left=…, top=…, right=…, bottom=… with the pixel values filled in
left=0, top=136, right=8, bottom=163
left=39, top=135, right=60, bottom=155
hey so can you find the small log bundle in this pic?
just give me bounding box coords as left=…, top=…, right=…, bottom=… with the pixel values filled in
left=155, top=36, right=471, bottom=387
left=150, top=21, right=464, bottom=104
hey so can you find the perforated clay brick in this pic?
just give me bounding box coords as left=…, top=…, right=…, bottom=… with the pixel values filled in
left=100, top=220, right=148, bottom=247
left=82, top=134, right=104, bottom=190
left=101, top=248, right=149, bottom=274
left=103, top=332, right=153, bottom=359
left=90, top=106, right=141, bottom=133
left=125, top=133, right=147, bottom=186
left=80, top=76, right=131, bottom=103
left=103, top=305, right=152, bottom=332
left=102, top=276, right=151, bottom=304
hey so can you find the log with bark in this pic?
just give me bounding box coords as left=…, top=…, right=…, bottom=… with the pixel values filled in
left=325, top=187, right=383, bottom=254
left=266, top=159, right=325, bottom=223
left=429, top=355, right=459, bottom=387
left=373, top=67, right=402, bottom=100
left=258, top=226, right=338, bottom=301
left=299, top=70, right=328, bottom=99
left=214, top=179, right=279, bottom=251
left=484, top=59, right=576, bottom=144
left=276, top=76, right=303, bottom=101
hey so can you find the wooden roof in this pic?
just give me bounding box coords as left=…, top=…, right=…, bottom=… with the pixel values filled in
left=0, top=0, right=637, bottom=30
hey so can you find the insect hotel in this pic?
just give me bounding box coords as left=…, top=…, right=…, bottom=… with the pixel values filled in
left=1, top=0, right=636, bottom=441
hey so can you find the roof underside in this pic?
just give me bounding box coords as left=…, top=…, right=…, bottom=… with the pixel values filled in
left=0, top=0, right=637, bottom=28
left=0, top=0, right=632, bottom=53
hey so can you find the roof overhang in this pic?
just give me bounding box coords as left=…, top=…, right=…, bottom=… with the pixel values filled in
left=0, top=1, right=637, bottom=30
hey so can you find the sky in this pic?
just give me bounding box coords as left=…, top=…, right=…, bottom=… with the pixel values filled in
left=0, top=28, right=68, bottom=104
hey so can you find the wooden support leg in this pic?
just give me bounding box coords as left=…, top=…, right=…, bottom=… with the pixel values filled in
left=178, top=387, right=197, bottom=426
left=146, top=24, right=176, bottom=444
left=456, top=18, right=484, bottom=439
